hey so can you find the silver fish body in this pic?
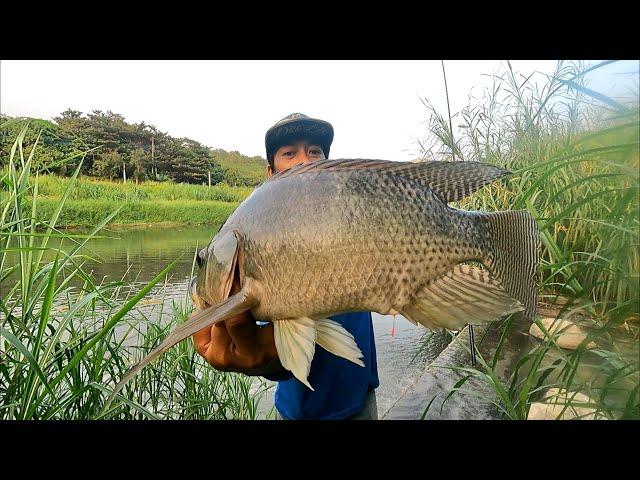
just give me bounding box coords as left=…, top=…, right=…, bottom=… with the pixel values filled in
left=215, top=166, right=480, bottom=319
left=108, top=159, right=540, bottom=399
left=194, top=159, right=539, bottom=325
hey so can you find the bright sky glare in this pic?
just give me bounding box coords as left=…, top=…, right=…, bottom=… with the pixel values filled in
left=1, top=60, right=637, bottom=161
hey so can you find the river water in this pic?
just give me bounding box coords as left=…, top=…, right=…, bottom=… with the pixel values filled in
left=21, top=224, right=451, bottom=418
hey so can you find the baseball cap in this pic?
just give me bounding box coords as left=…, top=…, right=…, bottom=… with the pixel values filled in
left=265, top=113, right=334, bottom=165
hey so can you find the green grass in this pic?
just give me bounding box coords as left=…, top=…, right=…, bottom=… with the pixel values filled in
left=36, top=174, right=254, bottom=203
left=0, top=129, right=271, bottom=419
left=0, top=173, right=255, bottom=227
left=33, top=197, right=239, bottom=227
left=417, top=60, right=639, bottom=420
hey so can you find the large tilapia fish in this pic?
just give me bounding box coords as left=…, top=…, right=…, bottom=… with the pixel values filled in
left=106, top=159, right=539, bottom=405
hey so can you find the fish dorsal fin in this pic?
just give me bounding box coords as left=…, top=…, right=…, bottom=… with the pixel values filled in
left=267, top=159, right=509, bottom=203
left=273, top=317, right=317, bottom=390
left=401, top=264, right=524, bottom=331
left=315, top=318, right=365, bottom=367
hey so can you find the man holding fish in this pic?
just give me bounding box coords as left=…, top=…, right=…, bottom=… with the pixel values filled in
left=191, top=113, right=381, bottom=420
left=105, top=111, right=539, bottom=418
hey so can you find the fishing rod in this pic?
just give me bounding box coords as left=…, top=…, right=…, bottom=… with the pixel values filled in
left=441, top=59, right=476, bottom=367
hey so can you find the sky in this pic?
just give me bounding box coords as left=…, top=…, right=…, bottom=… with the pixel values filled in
left=1, top=60, right=637, bottom=161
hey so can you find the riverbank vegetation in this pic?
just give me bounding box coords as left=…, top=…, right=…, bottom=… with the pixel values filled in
left=27, top=174, right=253, bottom=227
left=0, top=135, right=272, bottom=419
left=0, top=174, right=252, bottom=227
left=33, top=197, right=238, bottom=228
left=0, top=109, right=265, bottom=226
left=418, top=60, right=639, bottom=419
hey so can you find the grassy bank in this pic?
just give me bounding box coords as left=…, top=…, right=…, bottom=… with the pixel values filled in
left=34, top=197, right=239, bottom=227
left=0, top=174, right=256, bottom=227
left=36, top=174, right=254, bottom=203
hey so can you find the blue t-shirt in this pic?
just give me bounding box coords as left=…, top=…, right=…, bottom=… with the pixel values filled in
left=273, top=312, right=379, bottom=420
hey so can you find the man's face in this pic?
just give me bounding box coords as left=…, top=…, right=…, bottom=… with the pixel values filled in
left=268, top=140, right=326, bottom=177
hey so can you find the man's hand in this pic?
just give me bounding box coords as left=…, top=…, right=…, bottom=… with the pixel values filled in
left=192, top=309, right=280, bottom=376
left=190, top=274, right=285, bottom=376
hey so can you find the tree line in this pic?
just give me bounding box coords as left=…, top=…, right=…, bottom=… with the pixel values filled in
left=0, top=110, right=266, bottom=186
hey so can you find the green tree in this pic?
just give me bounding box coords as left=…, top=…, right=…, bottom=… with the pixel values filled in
left=91, top=149, right=125, bottom=180
left=1, top=110, right=266, bottom=185
left=131, top=147, right=147, bottom=183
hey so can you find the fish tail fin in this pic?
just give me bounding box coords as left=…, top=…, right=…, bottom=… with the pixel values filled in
left=481, top=210, right=540, bottom=320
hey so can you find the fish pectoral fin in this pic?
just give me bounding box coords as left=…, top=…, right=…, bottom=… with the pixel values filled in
left=315, top=318, right=365, bottom=368
left=273, top=317, right=317, bottom=391
left=402, top=264, right=524, bottom=331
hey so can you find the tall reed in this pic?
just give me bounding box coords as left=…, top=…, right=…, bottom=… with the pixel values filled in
left=417, top=60, right=639, bottom=419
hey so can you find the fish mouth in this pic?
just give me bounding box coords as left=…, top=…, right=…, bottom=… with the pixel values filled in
left=189, top=276, right=210, bottom=310
left=188, top=269, right=234, bottom=311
